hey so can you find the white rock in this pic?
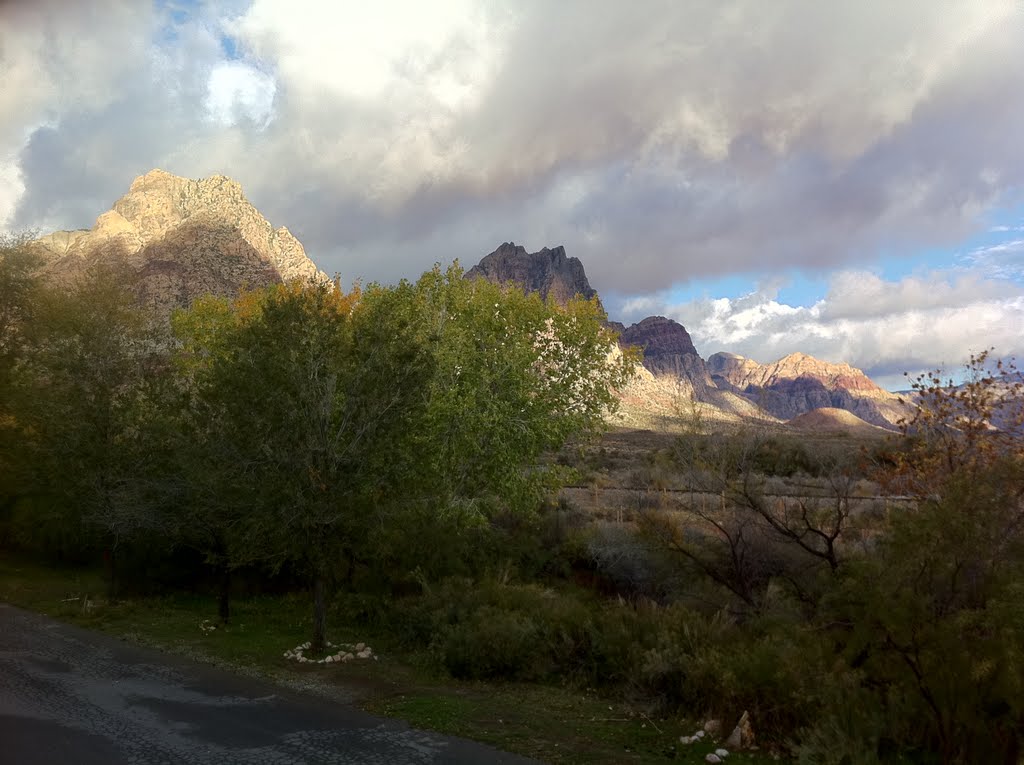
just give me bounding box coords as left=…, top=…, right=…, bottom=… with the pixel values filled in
left=679, top=736, right=692, bottom=745
left=325, top=655, right=334, bottom=663
left=356, top=642, right=366, bottom=651
left=705, top=755, right=722, bottom=764
left=716, top=749, right=730, bottom=758
left=695, top=730, right=706, bottom=738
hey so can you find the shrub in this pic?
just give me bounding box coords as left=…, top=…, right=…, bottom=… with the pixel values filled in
left=438, top=606, right=541, bottom=679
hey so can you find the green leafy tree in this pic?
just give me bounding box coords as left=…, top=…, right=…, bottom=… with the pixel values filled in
left=0, top=233, right=42, bottom=514
left=0, top=232, right=41, bottom=374
left=164, top=292, right=260, bottom=622
left=174, top=278, right=420, bottom=649
left=390, top=265, right=632, bottom=519
left=15, top=259, right=168, bottom=592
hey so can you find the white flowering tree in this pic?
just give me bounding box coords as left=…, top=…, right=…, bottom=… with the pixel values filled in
left=386, top=263, right=636, bottom=522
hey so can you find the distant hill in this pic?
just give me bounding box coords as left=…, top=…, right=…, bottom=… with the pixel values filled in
left=616, top=316, right=766, bottom=421
left=27, top=168, right=327, bottom=317
left=787, top=407, right=892, bottom=436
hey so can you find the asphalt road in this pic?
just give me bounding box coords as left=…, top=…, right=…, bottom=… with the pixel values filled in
left=0, top=603, right=539, bottom=765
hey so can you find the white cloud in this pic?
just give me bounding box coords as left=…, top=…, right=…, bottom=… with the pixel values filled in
left=963, top=239, right=1024, bottom=281
left=205, top=62, right=276, bottom=127
left=0, top=153, right=26, bottom=229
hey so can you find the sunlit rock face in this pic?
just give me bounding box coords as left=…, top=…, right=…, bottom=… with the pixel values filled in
left=28, top=169, right=327, bottom=316
left=708, top=351, right=910, bottom=428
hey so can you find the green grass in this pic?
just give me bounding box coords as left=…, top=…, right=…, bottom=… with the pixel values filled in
left=0, top=554, right=784, bottom=764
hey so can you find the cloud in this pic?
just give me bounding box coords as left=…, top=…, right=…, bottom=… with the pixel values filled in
left=204, top=62, right=276, bottom=127
left=1, top=1, right=229, bottom=231
left=1, top=1, right=1021, bottom=392
left=962, top=238, right=1024, bottom=281
left=2, top=0, right=1024, bottom=318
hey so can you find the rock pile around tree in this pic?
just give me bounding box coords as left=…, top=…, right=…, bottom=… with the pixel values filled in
left=678, top=711, right=756, bottom=762
left=283, top=641, right=375, bottom=664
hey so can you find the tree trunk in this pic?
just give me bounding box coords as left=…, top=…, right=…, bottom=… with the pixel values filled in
left=344, top=548, right=355, bottom=592
left=106, top=546, right=118, bottom=602
left=312, top=572, right=327, bottom=654
left=218, top=565, right=231, bottom=625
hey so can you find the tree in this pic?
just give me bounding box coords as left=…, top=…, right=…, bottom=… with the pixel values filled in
left=167, top=288, right=279, bottom=623
left=0, top=232, right=41, bottom=374
left=358, top=265, right=635, bottom=586
left=389, top=265, right=632, bottom=521
left=173, top=279, right=367, bottom=643
left=14, top=258, right=170, bottom=592
left=815, top=352, right=1024, bottom=761
left=0, top=233, right=42, bottom=514
left=635, top=422, right=858, bottom=614
left=885, top=349, right=1024, bottom=498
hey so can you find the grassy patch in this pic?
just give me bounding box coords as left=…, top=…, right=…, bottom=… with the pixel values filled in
left=0, top=555, right=784, bottom=764
left=370, top=685, right=778, bottom=764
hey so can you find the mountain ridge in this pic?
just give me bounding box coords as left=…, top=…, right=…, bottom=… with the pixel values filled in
left=708, top=350, right=908, bottom=427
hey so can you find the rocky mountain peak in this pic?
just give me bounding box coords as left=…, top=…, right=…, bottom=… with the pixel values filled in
left=620, top=316, right=699, bottom=361
left=617, top=316, right=718, bottom=401
left=465, top=242, right=601, bottom=309
left=707, top=351, right=762, bottom=387
left=760, top=353, right=883, bottom=393
left=29, top=169, right=327, bottom=316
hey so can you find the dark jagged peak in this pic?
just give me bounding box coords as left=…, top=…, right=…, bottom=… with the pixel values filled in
left=620, top=316, right=699, bottom=361
left=465, top=242, right=601, bottom=309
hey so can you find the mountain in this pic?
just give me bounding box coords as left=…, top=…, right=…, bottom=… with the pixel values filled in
left=708, top=351, right=909, bottom=428
left=465, top=242, right=602, bottom=310
left=616, top=316, right=770, bottom=423
left=619, top=316, right=714, bottom=397
left=27, top=169, right=327, bottom=316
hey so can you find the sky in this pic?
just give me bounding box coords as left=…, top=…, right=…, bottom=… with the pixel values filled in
left=2, top=0, right=1023, bottom=390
